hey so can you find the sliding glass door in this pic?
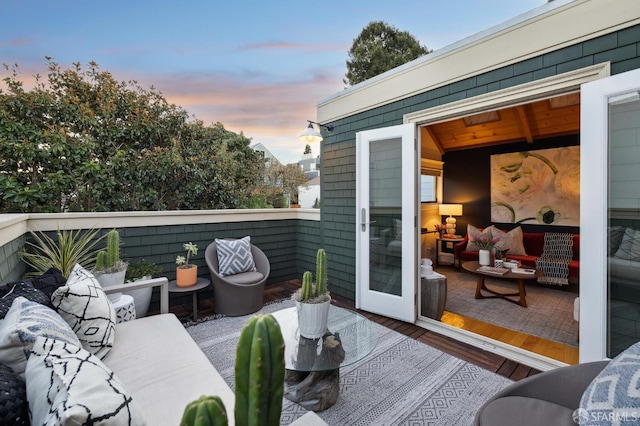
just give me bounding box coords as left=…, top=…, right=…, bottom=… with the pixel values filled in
left=581, top=68, right=640, bottom=361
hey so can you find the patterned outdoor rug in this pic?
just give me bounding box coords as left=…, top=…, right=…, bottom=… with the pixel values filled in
left=187, top=299, right=513, bottom=426
left=443, top=267, right=578, bottom=347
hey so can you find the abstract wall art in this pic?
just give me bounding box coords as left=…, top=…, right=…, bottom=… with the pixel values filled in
left=490, top=146, right=580, bottom=226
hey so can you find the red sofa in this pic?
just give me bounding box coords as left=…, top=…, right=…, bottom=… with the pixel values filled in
left=454, top=232, right=580, bottom=282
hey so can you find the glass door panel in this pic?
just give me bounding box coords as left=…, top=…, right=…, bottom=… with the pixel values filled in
left=607, top=95, right=640, bottom=358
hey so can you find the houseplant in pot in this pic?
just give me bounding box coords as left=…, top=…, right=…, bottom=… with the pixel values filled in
left=176, top=242, right=198, bottom=287
left=93, top=229, right=128, bottom=302
left=291, top=248, right=330, bottom=339
left=124, top=259, right=162, bottom=317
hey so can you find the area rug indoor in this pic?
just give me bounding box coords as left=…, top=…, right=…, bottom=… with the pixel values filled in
left=443, top=268, right=577, bottom=347
left=187, top=299, right=513, bottom=426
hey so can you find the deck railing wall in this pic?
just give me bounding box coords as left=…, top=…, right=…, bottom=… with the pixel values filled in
left=0, top=210, right=321, bottom=289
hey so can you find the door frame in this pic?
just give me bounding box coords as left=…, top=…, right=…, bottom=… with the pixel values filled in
left=355, top=123, right=418, bottom=323
left=580, top=67, right=640, bottom=362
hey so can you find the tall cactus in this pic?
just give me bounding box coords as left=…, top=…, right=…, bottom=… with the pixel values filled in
left=300, top=271, right=313, bottom=301
left=105, top=229, right=120, bottom=266
left=235, top=314, right=285, bottom=426
left=182, top=314, right=285, bottom=426
left=180, top=395, right=228, bottom=426
left=315, top=248, right=327, bottom=296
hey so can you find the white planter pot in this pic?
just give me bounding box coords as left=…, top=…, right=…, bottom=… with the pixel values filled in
left=479, top=249, right=491, bottom=266
left=124, top=275, right=153, bottom=317
left=94, top=269, right=127, bottom=303
left=295, top=298, right=331, bottom=339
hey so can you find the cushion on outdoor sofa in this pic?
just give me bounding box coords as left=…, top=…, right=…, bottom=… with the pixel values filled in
left=0, top=281, right=51, bottom=319
left=51, top=264, right=115, bottom=359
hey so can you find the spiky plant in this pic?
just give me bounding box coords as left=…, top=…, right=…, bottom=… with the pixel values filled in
left=94, top=229, right=127, bottom=273
left=19, top=227, right=104, bottom=279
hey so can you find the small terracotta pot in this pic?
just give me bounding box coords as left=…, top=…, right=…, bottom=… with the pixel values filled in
left=176, top=265, right=198, bottom=287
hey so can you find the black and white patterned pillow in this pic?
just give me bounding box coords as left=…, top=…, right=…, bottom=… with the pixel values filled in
left=0, top=296, right=81, bottom=378
left=26, top=336, right=146, bottom=425
left=0, top=281, right=52, bottom=319
left=614, top=228, right=640, bottom=261
left=216, top=236, right=257, bottom=276
left=51, top=264, right=115, bottom=359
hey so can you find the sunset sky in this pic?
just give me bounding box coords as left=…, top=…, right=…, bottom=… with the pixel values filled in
left=2, top=0, right=544, bottom=164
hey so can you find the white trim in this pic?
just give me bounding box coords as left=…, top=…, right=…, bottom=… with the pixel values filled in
left=317, top=0, right=640, bottom=124
left=404, top=63, right=610, bottom=125
left=579, top=68, right=640, bottom=363
left=0, top=209, right=321, bottom=247
left=416, top=317, right=568, bottom=371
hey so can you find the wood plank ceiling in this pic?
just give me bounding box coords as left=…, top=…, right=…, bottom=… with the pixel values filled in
left=422, top=93, right=580, bottom=153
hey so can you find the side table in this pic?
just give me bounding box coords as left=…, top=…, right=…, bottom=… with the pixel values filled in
left=435, top=236, right=464, bottom=267
left=168, top=277, right=211, bottom=321
left=112, top=294, right=136, bottom=323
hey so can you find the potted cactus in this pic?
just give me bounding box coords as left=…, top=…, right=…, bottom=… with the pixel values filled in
left=291, top=248, right=331, bottom=339
left=92, top=229, right=128, bottom=302
left=181, top=314, right=285, bottom=426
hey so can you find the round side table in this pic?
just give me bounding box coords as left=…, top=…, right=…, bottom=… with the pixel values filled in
left=168, top=277, right=211, bottom=321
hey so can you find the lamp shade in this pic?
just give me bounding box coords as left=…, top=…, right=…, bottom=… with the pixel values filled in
left=439, top=204, right=463, bottom=216
left=297, top=123, right=323, bottom=143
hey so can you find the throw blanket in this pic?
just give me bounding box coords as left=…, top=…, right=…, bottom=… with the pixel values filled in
left=536, top=233, right=573, bottom=286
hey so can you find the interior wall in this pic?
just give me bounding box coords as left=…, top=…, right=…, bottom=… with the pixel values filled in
left=442, top=134, right=580, bottom=235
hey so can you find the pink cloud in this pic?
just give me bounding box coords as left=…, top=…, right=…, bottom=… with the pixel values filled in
left=238, top=41, right=345, bottom=52
left=2, top=37, right=30, bottom=47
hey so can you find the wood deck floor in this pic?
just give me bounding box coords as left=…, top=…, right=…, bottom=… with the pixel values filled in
left=169, top=279, right=542, bottom=382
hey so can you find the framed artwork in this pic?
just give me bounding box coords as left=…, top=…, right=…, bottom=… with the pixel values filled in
left=490, top=146, right=580, bottom=226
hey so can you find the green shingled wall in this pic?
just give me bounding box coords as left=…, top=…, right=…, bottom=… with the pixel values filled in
left=319, top=24, right=640, bottom=300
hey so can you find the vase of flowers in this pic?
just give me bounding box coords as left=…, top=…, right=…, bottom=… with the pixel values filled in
left=471, top=234, right=500, bottom=266
left=176, top=242, right=198, bottom=287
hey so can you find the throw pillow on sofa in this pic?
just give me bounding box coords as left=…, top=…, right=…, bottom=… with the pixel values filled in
left=614, top=228, right=640, bottom=261
left=465, top=225, right=493, bottom=252
left=0, top=296, right=81, bottom=378
left=26, top=336, right=145, bottom=426
left=579, top=341, right=640, bottom=424
left=0, top=281, right=52, bottom=319
left=0, top=361, right=29, bottom=425
left=27, top=267, right=66, bottom=300
left=489, top=226, right=528, bottom=256
left=609, top=226, right=627, bottom=256
left=51, top=264, right=115, bottom=359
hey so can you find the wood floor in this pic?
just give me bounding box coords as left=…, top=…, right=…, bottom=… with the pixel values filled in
left=169, top=279, right=542, bottom=382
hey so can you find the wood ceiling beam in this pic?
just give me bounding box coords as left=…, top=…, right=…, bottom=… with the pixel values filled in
left=515, top=106, right=534, bottom=143
left=425, top=126, right=445, bottom=155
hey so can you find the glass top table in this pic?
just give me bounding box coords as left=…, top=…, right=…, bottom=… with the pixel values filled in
left=271, top=305, right=378, bottom=372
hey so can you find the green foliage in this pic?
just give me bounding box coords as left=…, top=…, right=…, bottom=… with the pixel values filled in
left=125, top=259, right=162, bottom=281
left=312, top=197, right=320, bottom=209
left=344, top=21, right=430, bottom=87
left=180, top=395, right=228, bottom=426
left=19, top=227, right=104, bottom=278
left=0, top=59, right=263, bottom=213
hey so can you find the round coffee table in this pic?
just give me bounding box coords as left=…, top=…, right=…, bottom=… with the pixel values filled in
left=271, top=305, right=378, bottom=411
left=462, top=261, right=542, bottom=308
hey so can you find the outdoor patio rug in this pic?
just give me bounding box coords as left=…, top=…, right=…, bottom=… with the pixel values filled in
left=443, top=268, right=577, bottom=347
left=187, top=299, right=513, bottom=426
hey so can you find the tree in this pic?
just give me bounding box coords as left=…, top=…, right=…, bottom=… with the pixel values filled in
left=0, top=59, right=263, bottom=212
left=344, top=21, right=430, bottom=87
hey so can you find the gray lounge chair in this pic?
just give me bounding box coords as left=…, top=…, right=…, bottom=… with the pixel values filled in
left=204, top=240, right=270, bottom=316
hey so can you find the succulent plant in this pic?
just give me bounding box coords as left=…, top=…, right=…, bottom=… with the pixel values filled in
left=297, top=248, right=329, bottom=302
left=94, top=229, right=127, bottom=273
